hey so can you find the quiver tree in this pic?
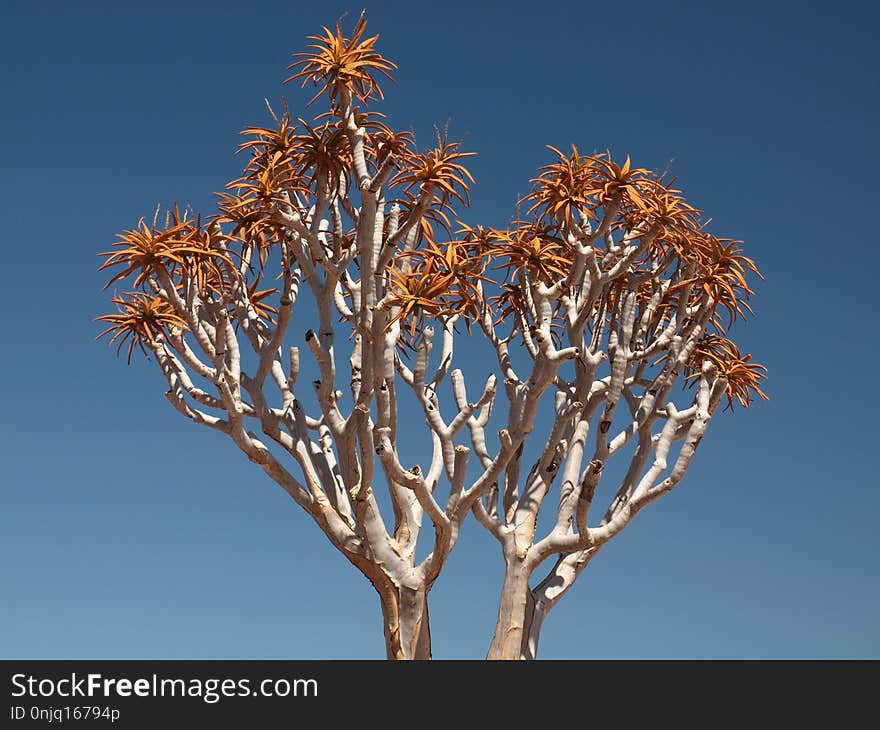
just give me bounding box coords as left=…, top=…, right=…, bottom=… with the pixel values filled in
left=97, top=15, right=767, bottom=660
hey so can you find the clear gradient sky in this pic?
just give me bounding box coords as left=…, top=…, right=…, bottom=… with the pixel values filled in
left=2, top=0, right=878, bottom=659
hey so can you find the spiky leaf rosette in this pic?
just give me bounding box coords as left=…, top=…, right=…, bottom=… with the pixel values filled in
left=97, top=293, right=187, bottom=364
left=686, top=335, right=769, bottom=410
left=382, top=260, right=456, bottom=339
left=392, top=128, right=476, bottom=215
left=487, top=223, right=573, bottom=284
left=286, top=15, right=397, bottom=107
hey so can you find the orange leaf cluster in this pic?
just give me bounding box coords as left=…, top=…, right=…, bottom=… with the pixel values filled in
left=99, top=208, right=234, bottom=294
left=527, top=148, right=661, bottom=230
left=285, top=15, right=397, bottom=107
left=96, top=293, right=187, bottom=364
left=685, top=335, right=769, bottom=410
left=383, top=264, right=455, bottom=339
left=391, top=128, right=476, bottom=215
left=486, top=222, right=572, bottom=285
left=391, top=225, right=490, bottom=331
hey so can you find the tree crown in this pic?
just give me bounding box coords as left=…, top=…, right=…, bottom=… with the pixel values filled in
left=96, top=14, right=766, bottom=659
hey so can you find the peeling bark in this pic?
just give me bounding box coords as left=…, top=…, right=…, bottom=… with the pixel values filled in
left=487, top=560, right=533, bottom=660
left=379, top=585, right=432, bottom=660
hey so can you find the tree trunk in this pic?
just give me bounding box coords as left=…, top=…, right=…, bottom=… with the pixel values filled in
left=521, top=598, right=547, bottom=660
left=486, top=562, right=533, bottom=660
left=379, top=585, right=432, bottom=660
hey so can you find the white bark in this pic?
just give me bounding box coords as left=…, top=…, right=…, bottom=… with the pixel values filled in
left=107, top=57, right=753, bottom=660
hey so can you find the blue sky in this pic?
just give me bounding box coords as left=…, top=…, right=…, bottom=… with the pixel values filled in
left=2, top=0, right=878, bottom=659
